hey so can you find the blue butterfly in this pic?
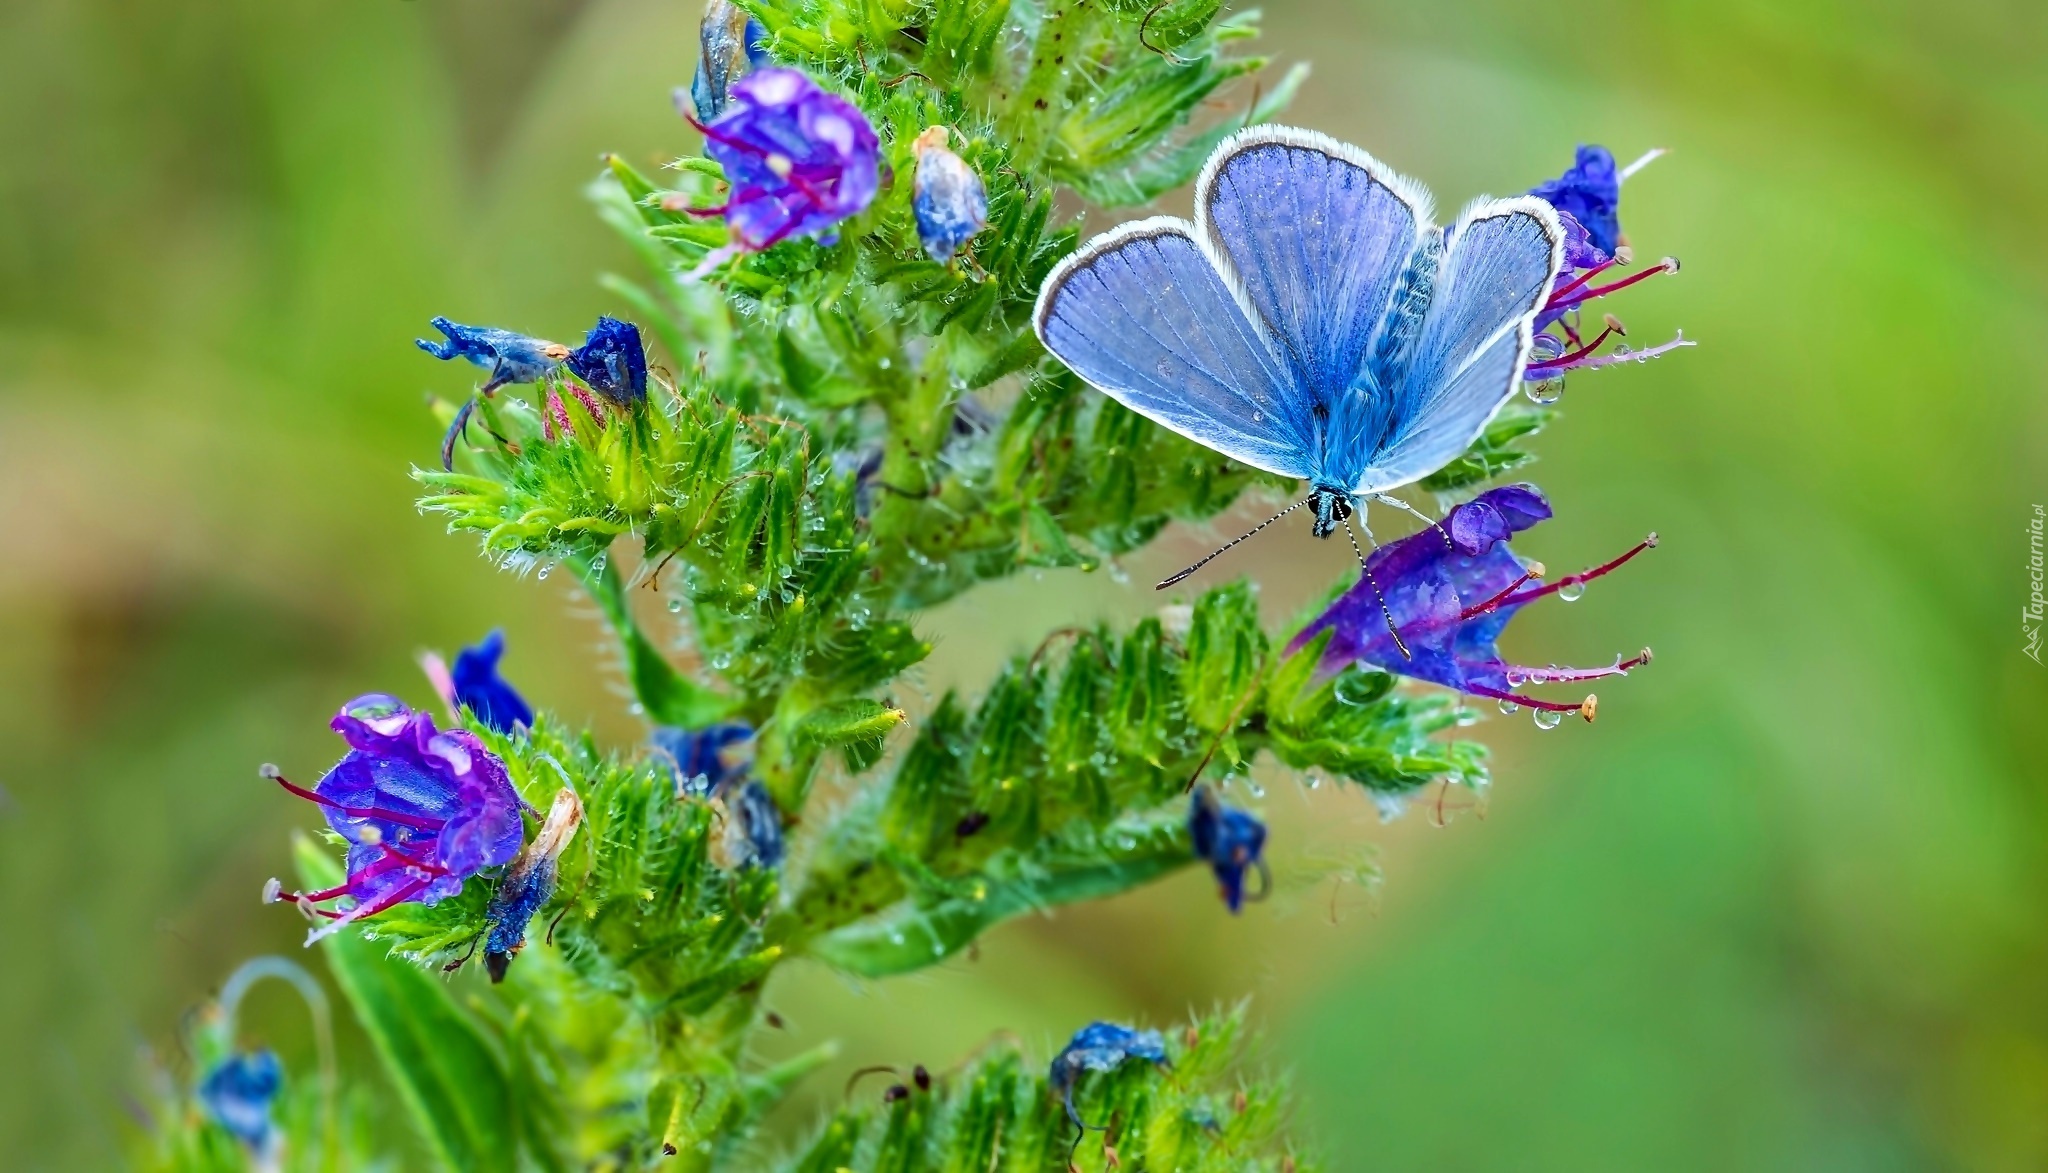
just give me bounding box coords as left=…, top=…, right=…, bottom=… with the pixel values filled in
left=1033, top=128, right=1565, bottom=637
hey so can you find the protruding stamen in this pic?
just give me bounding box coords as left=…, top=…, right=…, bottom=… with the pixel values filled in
left=1533, top=332, right=1694, bottom=376
left=1459, top=683, right=1584, bottom=714
left=1548, top=254, right=1679, bottom=311
left=1496, top=534, right=1658, bottom=610
left=1528, top=320, right=1624, bottom=374
left=1503, top=648, right=1653, bottom=684
left=1579, top=695, right=1598, bottom=723
left=1547, top=256, right=1622, bottom=307
left=261, top=878, right=283, bottom=904
left=268, top=770, right=446, bottom=833
left=1458, top=565, right=1546, bottom=620
left=1618, top=147, right=1667, bottom=182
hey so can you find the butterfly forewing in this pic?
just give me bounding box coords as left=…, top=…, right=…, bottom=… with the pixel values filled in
left=1353, top=198, right=1563, bottom=494
left=1033, top=218, right=1313, bottom=479
left=1197, top=130, right=1430, bottom=408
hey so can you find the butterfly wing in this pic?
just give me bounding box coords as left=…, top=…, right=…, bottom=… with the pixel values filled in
left=1196, top=129, right=1432, bottom=412
left=1033, top=217, right=1312, bottom=479
left=1350, top=196, right=1563, bottom=494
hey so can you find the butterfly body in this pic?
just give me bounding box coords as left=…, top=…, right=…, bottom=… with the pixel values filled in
left=1034, top=127, right=1564, bottom=563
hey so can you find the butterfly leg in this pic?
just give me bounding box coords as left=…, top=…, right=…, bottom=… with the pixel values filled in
left=1371, top=492, right=1454, bottom=549
left=1341, top=514, right=1412, bottom=660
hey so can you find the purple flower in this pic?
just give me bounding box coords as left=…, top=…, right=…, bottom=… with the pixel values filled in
left=266, top=695, right=524, bottom=941
left=566, top=315, right=648, bottom=405
left=685, top=68, right=880, bottom=254
left=1049, top=1022, right=1169, bottom=1131
left=483, top=787, right=583, bottom=983
left=1288, top=485, right=1655, bottom=722
left=650, top=723, right=754, bottom=798
left=685, top=0, right=771, bottom=122
left=1188, top=786, right=1267, bottom=913
left=1523, top=145, right=1692, bottom=382
left=415, top=317, right=568, bottom=393
left=911, top=126, right=988, bottom=263
left=421, top=629, right=533, bottom=736
left=198, top=1049, right=283, bottom=1156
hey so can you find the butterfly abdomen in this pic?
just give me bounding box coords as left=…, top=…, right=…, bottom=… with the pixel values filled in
left=1364, top=233, right=1442, bottom=398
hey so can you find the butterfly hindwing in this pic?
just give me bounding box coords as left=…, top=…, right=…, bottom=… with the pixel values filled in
left=1354, top=196, right=1563, bottom=494
left=1033, top=218, right=1312, bottom=479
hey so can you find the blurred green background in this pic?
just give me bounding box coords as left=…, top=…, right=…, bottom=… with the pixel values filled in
left=3, top=0, right=2045, bottom=1168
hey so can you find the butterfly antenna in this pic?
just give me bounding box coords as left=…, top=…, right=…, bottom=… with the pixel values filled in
left=1372, top=492, right=1454, bottom=550
left=1342, top=517, right=1412, bottom=660
left=1157, top=498, right=1308, bottom=590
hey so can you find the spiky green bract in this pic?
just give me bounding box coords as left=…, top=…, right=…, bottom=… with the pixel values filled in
left=779, top=1007, right=1311, bottom=1173
left=788, top=583, right=1486, bottom=975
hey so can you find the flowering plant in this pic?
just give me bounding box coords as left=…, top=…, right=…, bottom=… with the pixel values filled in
left=134, top=0, right=1685, bottom=1168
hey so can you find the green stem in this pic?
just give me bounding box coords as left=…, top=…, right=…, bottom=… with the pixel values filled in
left=569, top=546, right=735, bottom=729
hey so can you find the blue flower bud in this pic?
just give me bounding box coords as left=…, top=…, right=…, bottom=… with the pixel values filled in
left=198, top=1049, right=283, bottom=1155
left=911, top=126, right=988, bottom=263
left=1188, top=786, right=1267, bottom=913
left=685, top=0, right=771, bottom=122
left=483, top=787, right=584, bottom=982
left=415, top=317, right=568, bottom=392
left=1048, top=1022, right=1169, bottom=1130
left=566, top=315, right=648, bottom=405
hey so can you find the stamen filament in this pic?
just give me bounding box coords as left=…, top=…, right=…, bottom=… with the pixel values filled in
left=1459, top=683, right=1587, bottom=714
left=1505, top=648, right=1652, bottom=684
left=1552, top=259, right=1678, bottom=312
left=270, top=773, right=446, bottom=833
left=1547, top=257, right=1621, bottom=307
left=1496, top=534, right=1657, bottom=609
left=1457, top=562, right=1547, bottom=621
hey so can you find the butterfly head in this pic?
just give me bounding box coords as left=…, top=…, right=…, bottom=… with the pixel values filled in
left=1307, top=486, right=1353, bottom=539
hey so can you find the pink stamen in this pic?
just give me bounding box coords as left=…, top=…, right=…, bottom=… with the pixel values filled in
left=1460, top=682, right=1592, bottom=715
left=686, top=115, right=773, bottom=156
left=1547, top=256, right=1621, bottom=307
left=270, top=772, right=445, bottom=833
left=1538, top=321, right=1621, bottom=370
left=1496, top=534, right=1658, bottom=610
left=376, top=842, right=450, bottom=876
left=1550, top=258, right=1678, bottom=313
left=1457, top=564, right=1546, bottom=621
left=333, top=876, right=432, bottom=923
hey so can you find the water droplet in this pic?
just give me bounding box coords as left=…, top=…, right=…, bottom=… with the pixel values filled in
left=668, top=598, right=684, bottom=613
left=537, top=564, right=552, bottom=580
left=1532, top=708, right=1563, bottom=730
left=1246, top=781, right=1266, bottom=799
left=1524, top=379, right=1563, bottom=405
left=1497, top=699, right=1520, bottom=715
left=1557, top=581, right=1585, bottom=602
left=1453, top=707, right=1480, bottom=727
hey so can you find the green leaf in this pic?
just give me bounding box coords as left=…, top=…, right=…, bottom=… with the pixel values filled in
left=571, top=547, right=736, bottom=728
left=807, top=808, right=1190, bottom=977
left=293, top=836, right=517, bottom=1171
